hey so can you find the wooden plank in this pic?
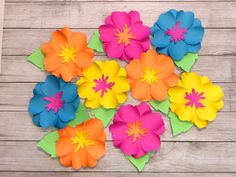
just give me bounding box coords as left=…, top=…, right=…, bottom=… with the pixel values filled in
left=0, top=111, right=235, bottom=142
left=1, top=55, right=235, bottom=82
left=6, top=0, right=236, bottom=2
left=2, top=29, right=236, bottom=56
left=0, top=141, right=236, bottom=172
left=0, top=172, right=235, bottom=177
left=0, top=82, right=233, bottom=111
left=0, top=0, right=4, bottom=73
left=3, top=2, right=236, bottom=28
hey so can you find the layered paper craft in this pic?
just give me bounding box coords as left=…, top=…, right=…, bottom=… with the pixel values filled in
left=174, top=53, right=198, bottom=72
left=149, top=96, right=170, bottom=115
left=76, top=60, right=130, bottom=109
left=88, top=30, right=104, bottom=53
left=27, top=48, right=45, bottom=70
left=126, top=152, right=151, bottom=171
left=99, top=11, right=150, bottom=62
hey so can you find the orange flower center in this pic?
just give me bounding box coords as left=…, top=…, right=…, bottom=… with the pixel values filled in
left=114, top=24, right=135, bottom=46
left=141, top=67, right=159, bottom=84
left=59, top=44, right=76, bottom=63
left=125, top=120, right=148, bottom=142
left=70, top=131, right=94, bottom=151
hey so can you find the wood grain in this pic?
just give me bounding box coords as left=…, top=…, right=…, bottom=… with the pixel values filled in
left=0, top=0, right=5, bottom=73
left=0, top=111, right=235, bottom=142
left=3, top=2, right=236, bottom=28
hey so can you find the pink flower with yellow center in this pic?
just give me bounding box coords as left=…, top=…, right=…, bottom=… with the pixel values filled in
left=99, top=11, right=151, bottom=62
left=109, top=103, right=165, bottom=158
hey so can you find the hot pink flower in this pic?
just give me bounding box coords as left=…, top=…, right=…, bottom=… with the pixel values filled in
left=99, top=11, right=151, bottom=62
left=109, top=103, right=165, bottom=158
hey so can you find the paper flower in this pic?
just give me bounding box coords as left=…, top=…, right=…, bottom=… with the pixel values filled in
left=126, top=49, right=179, bottom=102
left=99, top=11, right=151, bottom=62
left=42, top=27, right=94, bottom=82
left=151, top=9, right=204, bottom=60
left=109, top=103, right=165, bottom=158
left=168, top=72, right=224, bottom=128
left=77, top=60, right=130, bottom=109
left=28, top=75, right=80, bottom=128
left=56, top=118, right=106, bottom=169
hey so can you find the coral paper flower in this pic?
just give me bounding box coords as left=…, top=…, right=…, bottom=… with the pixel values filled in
left=99, top=11, right=151, bottom=62
left=28, top=75, right=80, bottom=128
left=42, top=27, right=94, bottom=82
left=109, top=103, right=165, bottom=158
left=151, top=9, right=204, bottom=60
left=126, top=49, right=179, bottom=102
left=77, top=60, right=130, bottom=109
left=168, top=72, right=224, bottom=128
left=56, top=118, right=106, bottom=169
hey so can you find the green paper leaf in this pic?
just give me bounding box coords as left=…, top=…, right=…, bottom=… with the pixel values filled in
left=91, top=107, right=116, bottom=127
left=168, top=112, right=193, bottom=136
left=126, top=153, right=151, bottom=172
left=88, top=30, right=104, bottom=53
left=67, top=104, right=90, bottom=127
left=149, top=97, right=170, bottom=114
left=37, top=131, right=59, bottom=158
left=27, top=48, right=45, bottom=70
left=174, top=53, right=198, bottom=72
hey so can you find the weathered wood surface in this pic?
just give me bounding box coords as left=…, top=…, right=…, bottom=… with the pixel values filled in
left=0, top=0, right=4, bottom=73
left=1, top=0, right=236, bottom=176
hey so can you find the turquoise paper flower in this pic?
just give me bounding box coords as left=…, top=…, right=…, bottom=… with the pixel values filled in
left=28, top=75, right=80, bottom=128
left=151, top=9, right=204, bottom=60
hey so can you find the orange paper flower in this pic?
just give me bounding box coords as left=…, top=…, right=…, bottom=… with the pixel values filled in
left=42, top=27, right=94, bottom=82
left=56, top=118, right=106, bottom=169
left=126, top=49, right=179, bottom=101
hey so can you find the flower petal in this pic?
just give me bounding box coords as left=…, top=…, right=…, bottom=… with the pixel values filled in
left=169, top=41, right=187, bottom=61
left=118, top=104, right=140, bottom=122
left=111, top=12, right=130, bottom=29
left=49, top=29, right=68, bottom=51
left=152, top=30, right=171, bottom=48
left=104, top=41, right=124, bottom=59
left=113, top=77, right=130, bottom=93
left=109, top=122, right=128, bottom=140
left=131, top=23, right=150, bottom=40
left=119, top=137, right=140, bottom=156
left=28, top=95, right=46, bottom=114
left=185, top=27, right=204, bottom=45
left=56, top=137, right=74, bottom=157
left=193, top=115, right=208, bottom=128
left=175, top=105, right=195, bottom=121
left=58, top=103, right=76, bottom=122
left=82, top=62, right=102, bottom=81
left=129, top=11, right=141, bottom=25
left=150, top=81, right=168, bottom=101
left=77, top=81, right=97, bottom=100
left=61, top=84, right=78, bottom=102
left=168, top=86, right=187, bottom=104
left=125, top=41, right=144, bottom=59
left=140, top=132, right=160, bottom=152
left=131, top=80, right=151, bottom=101
left=84, top=98, right=100, bottom=109
left=181, top=72, right=202, bottom=90
left=135, top=102, right=151, bottom=116
left=39, top=110, right=57, bottom=128
left=99, top=24, right=117, bottom=42
left=44, top=53, right=62, bottom=72
left=196, top=101, right=217, bottom=121
left=41, top=75, right=60, bottom=96
left=75, top=49, right=94, bottom=69
left=176, top=11, right=194, bottom=29
left=87, top=140, right=105, bottom=160
left=157, top=11, right=176, bottom=30
left=203, top=84, right=224, bottom=102
left=99, top=91, right=118, bottom=109
left=126, top=59, right=142, bottom=80
left=69, top=32, right=87, bottom=52
left=100, top=60, right=120, bottom=79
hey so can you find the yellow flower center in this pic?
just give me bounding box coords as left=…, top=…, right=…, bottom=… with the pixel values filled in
left=70, top=131, right=94, bottom=152
left=141, top=67, right=159, bottom=84
left=59, top=44, right=76, bottom=63
left=114, top=24, right=135, bottom=46
left=125, top=120, right=148, bottom=142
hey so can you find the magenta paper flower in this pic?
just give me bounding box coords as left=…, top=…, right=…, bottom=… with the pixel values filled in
left=109, top=103, right=165, bottom=158
left=99, top=11, right=151, bottom=62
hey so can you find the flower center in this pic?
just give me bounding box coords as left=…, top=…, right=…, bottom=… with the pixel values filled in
left=93, top=74, right=115, bottom=97
left=141, top=67, right=159, bottom=84
left=70, top=131, right=95, bottom=152
left=165, top=21, right=188, bottom=43
left=114, top=24, right=136, bottom=46
left=44, top=91, right=65, bottom=113
left=59, top=44, right=76, bottom=63
left=125, top=120, right=148, bottom=142
left=185, top=88, right=205, bottom=109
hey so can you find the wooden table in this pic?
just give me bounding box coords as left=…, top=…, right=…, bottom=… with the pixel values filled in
left=1, top=0, right=236, bottom=177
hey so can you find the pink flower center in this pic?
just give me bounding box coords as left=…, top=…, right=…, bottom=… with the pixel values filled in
left=93, top=74, right=115, bottom=97
left=185, top=89, right=205, bottom=109
left=165, top=21, right=188, bottom=43
left=44, top=92, right=65, bottom=113
left=114, top=24, right=136, bottom=46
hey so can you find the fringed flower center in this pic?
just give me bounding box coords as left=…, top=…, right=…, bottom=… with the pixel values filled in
left=44, top=92, right=65, bottom=113
left=93, top=74, right=115, bottom=97
left=114, top=24, right=135, bottom=46
left=165, top=21, right=188, bottom=43
left=141, top=67, right=159, bottom=84
left=59, top=44, right=76, bottom=63
left=185, top=88, right=205, bottom=109
left=71, top=131, right=95, bottom=151
left=125, top=120, right=148, bottom=142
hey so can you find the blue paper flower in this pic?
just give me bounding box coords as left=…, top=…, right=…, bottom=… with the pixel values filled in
left=28, top=75, right=80, bottom=129
left=151, top=9, right=204, bottom=60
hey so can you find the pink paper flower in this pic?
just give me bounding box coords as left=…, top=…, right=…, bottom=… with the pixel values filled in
left=99, top=11, right=151, bottom=62
left=109, top=103, right=165, bottom=158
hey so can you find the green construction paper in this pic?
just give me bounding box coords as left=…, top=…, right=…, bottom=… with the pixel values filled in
left=67, top=104, right=90, bottom=127
left=37, top=131, right=59, bottom=158
left=27, top=48, right=45, bottom=70
left=90, top=107, right=116, bottom=127
left=88, top=30, right=104, bottom=53
left=126, top=153, right=151, bottom=172
left=174, top=53, right=198, bottom=72
left=168, top=112, right=193, bottom=136
left=149, top=97, right=170, bottom=114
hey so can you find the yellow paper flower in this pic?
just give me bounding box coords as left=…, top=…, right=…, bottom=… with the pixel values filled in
left=168, top=72, right=224, bottom=128
left=76, top=60, right=130, bottom=109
